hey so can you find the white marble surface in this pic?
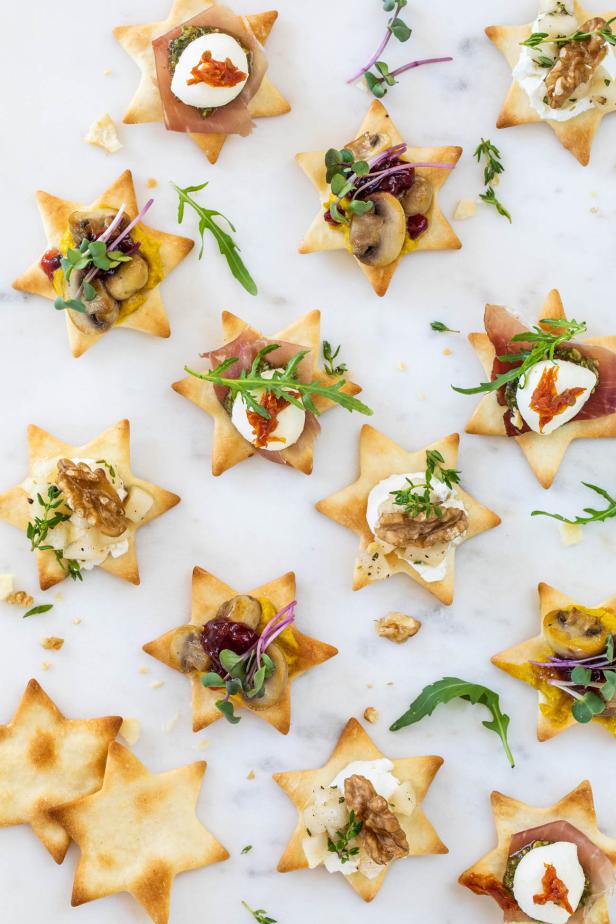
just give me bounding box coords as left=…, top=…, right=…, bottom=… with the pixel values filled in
left=2, top=1, right=616, bottom=922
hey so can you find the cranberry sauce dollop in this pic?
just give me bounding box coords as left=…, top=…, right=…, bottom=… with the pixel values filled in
left=201, top=617, right=259, bottom=674
left=406, top=213, right=429, bottom=240
left=40, top=248, right=62, bottom=281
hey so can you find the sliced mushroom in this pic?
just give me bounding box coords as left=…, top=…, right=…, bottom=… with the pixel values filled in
left=67, top=274, right=119, bottom=334
left=349, top=192, right=406, bottom=267
left=215, top=595, right=262, bottom=630
left=243, top=642, right=287, bottom=710
left=68, top=208, right=126, bottom=246
left=543, top=606, right=609, bottom=658
left=169, top=626, right=212, bottom=673
left=399, top=176, right=433, bottom=217
left=105, top=253, right=150, bottom=301
left=345, top=131, right=388, bottom=160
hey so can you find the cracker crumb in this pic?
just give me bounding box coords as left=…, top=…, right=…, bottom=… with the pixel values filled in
left=559, top=522, right=583, bottom=547
left=41, top=636, right=64, bottom=651
left=397, top=361, right=408, bottom=372
left=376, top=612, right=421, bottom=644
left=41, top=662, right=51, bottom=671
left=417, top=391, right=427, bottom=401
left=247, top=770, right=256, bottom=780
left=103, top=68, right=112, bottom=76
left=195, top=738, right=210, bottom=751
left=363, top=707, right=379, bottom=724
left=119, top=718, right=141, bottom=745
left=163, top=713, right=180, bottom=733
left=146, top=178, right=158, bottom=188
left=0, top=575, right=14, bottom=602
left=54, top=592, right=64, bottom=603
left=453, top=198, right=477, bottom=220
left=7, top=591, right=34, bottom=608
left=138, top=666, right=150, bottom=675
left=367, top=682, right=374, bottom=689
left=84, top=113, right=123, bottom=154
left=72, top=617, right=82, bottom=625
left=590, top=206, right=599, bottom=214
left=386, top=681, right=395, bottom=686
left=150, top=680, right=164, bottom=689
left=442, top=347, right=453, bottom=356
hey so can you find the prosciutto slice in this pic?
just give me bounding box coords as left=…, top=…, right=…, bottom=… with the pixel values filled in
left=500, top=821, right=615, bottom=923
left=152, top=5, right=268, bottom=135
left=202, top=330, right=321, bottom=465
left=484, top=305, right=616, bottom=434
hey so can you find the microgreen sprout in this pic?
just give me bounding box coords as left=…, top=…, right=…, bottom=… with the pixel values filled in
left=532, top=636, right=616, bottom=724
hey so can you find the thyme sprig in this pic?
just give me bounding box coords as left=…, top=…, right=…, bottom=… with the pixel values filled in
left=390, top=449, right=461, bottom=520
left=532, top=482, right=616, bottom=526
left=322, top=341, right=348, bottom=377
left=186, top=344, right=373, bottom=420
left=431, top=321, right=459, bottom=333
left=327, top=810, right=363, bottom=863
left=173, top=181, right=257, bottom=295
left=474, top=138, right=511, bottom=222
left=453, top=317, right=588, bottom=396
left=241, top=901, right=277, bottom=924
left=26, top=486, right=83, bottom=582
left=347, top=0, right=452, bottom=97
left=521, top=16, right=616, bottom=49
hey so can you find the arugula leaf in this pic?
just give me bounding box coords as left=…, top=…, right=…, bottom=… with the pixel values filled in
left=23, top=604, right=53, bottom=619
left=173, top=181, right=257, bottom=295
left=532, top=482, right=616, bottom=527
left=390, top=677, right=515, bottom=767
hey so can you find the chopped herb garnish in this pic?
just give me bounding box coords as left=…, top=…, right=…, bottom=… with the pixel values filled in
left=23, top=604, right=54, bottom=619
left=327, top=809, right=363, bottom=863
left=453, top=317, right=587, bottom=396
left=532, top=482, right=616, bottom=527
left=346, top=0, right=452, bottom=96
left=241, top=845, right=253, bottom=855
left=390, top=677, right=515, bottom=767
left=474, top=139, right=511, bottom=222
left=186, top=344, right=372, bottom=420
left=322, top=341, right=348, bottom=376
left=173, top=181, right=257, bottom=296
left=242, top=901, right=277, bottom=924
left=390, top=449, right=460, bottom=521
left=534, top=53, right=555, bottom=68
left=431, top=321, right=459, bottom=333
left=479, top=186, right=512, bottom=223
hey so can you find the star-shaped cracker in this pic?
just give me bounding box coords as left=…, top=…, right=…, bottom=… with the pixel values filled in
left=51, top=743, right=229, bottom=924
left=172, top=309, right=361, bottom=476
left=0, top=419, right=180, bottom=590
left=274, top=717, right=447, bottom=902
left=486, top=2, right=616, bottom=165
left=0, top=679, right=121, bottom=864
left=316, top=426, right=500, bottom=605
left=296, top=100, right=461, bottom=297
left=113, top=0, right=290, bottom=164
left=144, top=566, right=337, bottom=734
left=493, top=582, right=616, bottom=742
left=12, top=169, right=193, bottom=357
left=459, top=781, right=616, bottom=922
left=464, top=288, right=616, bottom=489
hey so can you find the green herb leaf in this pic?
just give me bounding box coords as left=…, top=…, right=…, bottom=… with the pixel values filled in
left=389, top=16, right=411, bottom=41
left=431, top=321, right=459, bottom=333
left=216, top=698, right=241, bottom=724
left=241, top=901, right=277, bottom=924
left=23, top=604, right=54, bottom=619
left=571, top=666, right=592, bottom=685
left=474, top=138, right=505, bottom=185
left=322, top=341, right=348, bottom=377
left=201, top=672, right=225, bottom=687
left=532, top=482, right=616, bottom=527
left=241, top=845, right=253, bottom=854
left=479, top=185, right=512, bottom=222
left=327, top=810, right=363, bottom=863
left=54, top=296, right=87, bottom=313
left=390, top=677, right=515, bottom=767
left=172, top=181, right=257, bottom=296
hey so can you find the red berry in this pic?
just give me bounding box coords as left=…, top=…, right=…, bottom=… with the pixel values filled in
left=406, top=213, right=429, bottom=240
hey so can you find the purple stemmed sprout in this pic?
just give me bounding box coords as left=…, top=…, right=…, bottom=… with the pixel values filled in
left=205, top=601, right=297, bottom=721
left=530, top=635, right=616, bottom=722
left=346, top=0, right=452, bottom=96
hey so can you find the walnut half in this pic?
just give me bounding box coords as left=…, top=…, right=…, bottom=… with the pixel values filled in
left=376, top=504, right=468, bottom=549
left=376, top=612, right=421, bottom=644
left=344, top=774, right=409, bottom=866
left=56, top=459, right=128, bottom=538
left=545, top=18, right=609, bottom=109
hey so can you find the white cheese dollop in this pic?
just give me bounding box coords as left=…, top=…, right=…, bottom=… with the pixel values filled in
left=231, top=369, right=306, bottom=450
left=171, top=32, right=249, bottom=110
left=365, top=472, right=466, bottom=583
left=513, top=1, right=616, bottom=121
left=330, top=759, right=400, bottom=800
left=513, top=841, right=585, bottom=924
left=516, top=358, right=597, bottom=435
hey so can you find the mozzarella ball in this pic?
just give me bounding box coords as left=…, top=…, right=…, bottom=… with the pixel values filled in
left=513, top=841, right=585, bottom=924
left=171, top=32, right=249, bottom=109
left=516, top=359, right=597, bottom=435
